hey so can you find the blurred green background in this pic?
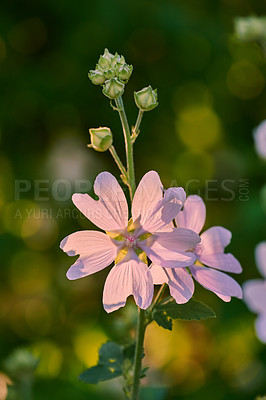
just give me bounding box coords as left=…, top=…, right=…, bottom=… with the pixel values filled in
left=0, top=0, right=266, bottom=399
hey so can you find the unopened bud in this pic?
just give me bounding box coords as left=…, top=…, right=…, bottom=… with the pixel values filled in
left=118, top=64, right=133, bottom=82
left=103, top=69, right=116, bottom=79
left=234, top=16, right=266, bottom=42
left=88, top=127, right=113, bottom=152
left=88, top=70, right=105, bottom=85
left=102, top=78, right=125, bottom=99
left=98, top=48, right=114, bottom=70
left=134, top=85, right=158, bottom=112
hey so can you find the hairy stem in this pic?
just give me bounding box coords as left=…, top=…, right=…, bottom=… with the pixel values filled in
left=132, top=110, right=144, bottom=142
left=109, top=145, right=127, bottom=179
left=115, top=96, right=136, bottom=199
left=131, top=308, right=146, bottom=400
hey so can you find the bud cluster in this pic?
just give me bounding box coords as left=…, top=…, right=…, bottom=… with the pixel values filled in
left=234, top=16, right=266, bottom=43
left=88, top=49, right=133, bottom=99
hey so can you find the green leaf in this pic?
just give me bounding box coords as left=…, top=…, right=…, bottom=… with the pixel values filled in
left=152, top=298, right=216, bottom=330
left=79, top=341, right=137, bottom=384
left=79, top=342, right=124, bottom=384
left=153, top=308, right=173, bottom=331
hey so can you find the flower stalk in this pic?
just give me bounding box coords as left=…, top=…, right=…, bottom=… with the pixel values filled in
left=115, top=96, right=136, bottom=199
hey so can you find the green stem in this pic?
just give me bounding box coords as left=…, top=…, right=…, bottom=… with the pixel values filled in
left=132, top=110, right=144, bottom=142
left=151, top=283, right=167, bottom=309
left=131, top=308, right=146, bottom=400
left=115, top=96, right=136, bottom=200
left=109, top=145, right=127, bottom=179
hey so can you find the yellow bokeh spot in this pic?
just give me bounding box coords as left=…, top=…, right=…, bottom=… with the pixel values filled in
left=73, top=328, right=107, bottom=367
left=173, top=150, right=215, bottom=190
left=32, top=342, right=63, bottom=377
left=176, top=106, right=221, bottom=150
left=227, top=60, right=265, bottom=99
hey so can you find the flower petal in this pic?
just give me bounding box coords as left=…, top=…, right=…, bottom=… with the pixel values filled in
left=132, top=171, right=163, bottom=227
left=139, top=241, right=196, bottom=268
left=167, top=268, right=194, bottom=304
left=72, top=172, right=128, bottom=232
left=150, top=263, right=168, bottom=284
left=213, top=292, right=231, bottom=302
left=132, top=171, right=186, bottom=233
left=198, top=253, right=242, bottom=273
left=175, top=195, right=206, bottom=234
left=255, top=314, right=266, bottom=343
left=103, top=251, right=153, bottom=313
left=243, top=279, right=266, bottom=314
left=155, top=228, right=201, bottom=252
left=197, top=226, right=232, bottom=255
left=60, top=231, right=118, bottom=280
left=150, top=264, right=194, bottom=303
left=190, top=265, right=243, bottom=299
left=255, top=241, right=266, bottom=278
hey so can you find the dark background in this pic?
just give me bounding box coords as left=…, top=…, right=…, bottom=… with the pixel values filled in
left=0, top=0, right=266, bottom=399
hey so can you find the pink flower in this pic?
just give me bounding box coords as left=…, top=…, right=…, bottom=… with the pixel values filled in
left=253, top=120, right=266, bottom=160
left=151, top=195, right=243, bottom=303
left=60, top=171, right=200, bottom=313
left=244, top=242, right=266, bottom=343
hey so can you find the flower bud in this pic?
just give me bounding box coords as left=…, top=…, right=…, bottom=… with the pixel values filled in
left=102, top=78, right=125, bottom=99
left=88, top=127, right=113, bottom=152
left=97, top=49, right=114, bottom=70
left=234, top=16, right=266, bottom=42
left=134, top=85, right=158, bottom=111
left=103, top=69, right=116, bottom=80
left=88, top=69, right=105, bottom=85
left=118, top=64, right=133, bottom=82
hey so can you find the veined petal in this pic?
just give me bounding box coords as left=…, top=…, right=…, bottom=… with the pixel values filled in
left=243, top=279, right=266, bottom=314
left=139, top=241, right=196, bottom=268
left=132, top=171, right=186, bottom=233
left=190, top=265, right=243, bottom=299
left=155, top=228, right=201, bottom=252
left=72, top=172, right=128, bottom=231
left=103, top=251, right=153, bottom=313
left=60, top=230, right=118, bottom=256
left=150, top=263, right=168, bottom=285
left=198, top=253, right=242, bottom=273
left=60, top=231, right=118, bottom=280
left=175, top=195, right=206, bottom=234
left=213, top=292, right=231, bottom=302
left=143, top=187, right=186, bottom=233
left=150, top=264, right=194, bottom=304
left=132, top=171, right=163, bottom=227
left=198, top=226, right=232, bottom=255
left=255, top=314, right=266, bottom=343
left=255, top=242, right=266, bottom=279
left=167, top=268, right=194, bottom=304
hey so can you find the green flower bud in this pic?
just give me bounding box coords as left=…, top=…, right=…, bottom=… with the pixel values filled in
left=88, top=69, right=105, bottom=85
left=117, top=64, right=133, bottom=82
left=234, top=16, right=266, bottom=42
left=102, top=78, right=125, bottom=99
left=134, top=85, right=158, bottom=112
left=97, top=49, right=114, bottom=70
left=88, top=127, right=113, bottom=152
left=111, top=52, right=125, bottom=69
left=103, top=69, right=116, bottom=79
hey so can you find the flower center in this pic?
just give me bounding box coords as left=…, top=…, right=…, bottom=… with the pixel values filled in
left=125, top=234, right=137, bottom=248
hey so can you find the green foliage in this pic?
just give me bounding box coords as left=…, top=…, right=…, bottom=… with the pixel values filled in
left=152, top=298, right=216, bottom=330
left=79, top=341, right=135, bottom=384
